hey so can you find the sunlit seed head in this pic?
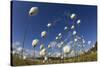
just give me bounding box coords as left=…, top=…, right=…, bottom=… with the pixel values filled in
left=40, top=48, right=46, bottom=57
left=92, top=45, right=95, bottom=48
left=47, top=23, right=52, bottom=28
left=23, top=56, right=26, bottom=60
left=58, top=33, right=62, bottom=36
left=29, top=7, right=38, bottom=16
left=41, top=31, right=47, bottom=38
left=32, top=39, right=39, bottom=47
left=42, top=60, right=45, bottom=63
left=64, top=26, right=68, bottom=30
left=56, top=36, right=59, bottom=40
left=12, top=50, right=16, bottom=54
left=61, top=56, right=64, bottom=59
left=71, top=25, right=75, bottom=29
left=70, top=13, right=76, bottom=19
left=61, top=41, right=64, bottom=45
left=77, top=19, right=81, bottom=24
left=63, top=45, right=71, bottom=54
left=40, top=44, right=44, bottom=50
left=57, top=44, right=62, bottom=48
left=48, top=45, right=51, bottom=48
left=73, top=30, right=76, bottom=35
left=44, top=56, right=48, bottom=61
left=74, top=38, right=78, bottom=42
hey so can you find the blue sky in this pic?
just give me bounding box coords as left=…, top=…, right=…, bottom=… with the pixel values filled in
left=12, top=1, right=97, bottom=53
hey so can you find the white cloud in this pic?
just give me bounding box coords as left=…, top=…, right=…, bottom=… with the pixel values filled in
left=50, top=51, right=61, bottom=57
left=17, top=47, right=22, bottom=52
left=49, top=41, right=57, bottom=48
left=12, top=38, right=92, bottom=59
left=88, top=41, right=92, bottom=45
left=12, top=41, right=21, bottom=46
left=12, top=41, right=40, bottom=58
left=21, top=48, right=40, bottom=58
left=12, top=41, right=21, bottom=50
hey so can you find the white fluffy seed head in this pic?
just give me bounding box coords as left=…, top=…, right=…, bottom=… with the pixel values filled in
left=58, top=33, right=62, bottom=36
left=47, top=23, right=52, bottom=28
left=41, top=31, right=47, bottom=38
left=70, top=13, right=76, bottom=19
left=71, top=25, right=75, bottom=29
left=61, top=41, right=64, bottom=45
left=73, top=30, right=76, bottom=35
left=44, top=56, right=48, bottom=61
left=77, top=19, right=81, bottom=24
left=74, top=38, right=78, bottom=42
left=61, top=56, right=64, bottom=59
left=29, top=7, right=38, bottom=16
left=40, top=44, right=44, bottom=50
left=40, top=48, right=46, bottom=57
left=63, top=45, right=71, bottom=54
left=32, top=39, right=39, bottom=47
left=92, top=45, right=95, bottom=48
left=12, top=50, right=16, bottom=54
left=42, top=60, right=45, bottom=63
left=64, top=26, right=68, bottom=30
left=56, top=36, right=59, bottom=40
left=48, top=45, right=51, bottom=49
left=23, top=56, right=26, bottom=60
left=57, top=44, right=62, bottom=48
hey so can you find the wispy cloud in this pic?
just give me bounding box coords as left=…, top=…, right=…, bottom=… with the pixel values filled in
left=12, top=38, right=94, bottom=59
left=12, top=41, right=40, bottom=58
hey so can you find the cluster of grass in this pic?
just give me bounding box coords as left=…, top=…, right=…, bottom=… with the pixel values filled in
left=11, top=51, right=97, bottom=66
left=11, top=54, right=41, bottom=66
left=11, top=42, right=97, bottom=66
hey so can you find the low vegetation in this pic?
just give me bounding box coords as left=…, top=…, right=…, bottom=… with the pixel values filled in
left=11, top=43, right=97, bottom=66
